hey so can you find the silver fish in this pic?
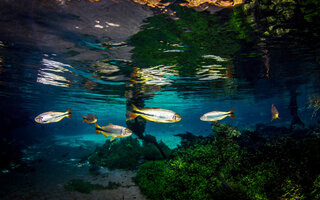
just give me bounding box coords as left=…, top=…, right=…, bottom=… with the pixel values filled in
left=35, top=108, right=72, bottom=124
left=95, top=123, right=132, bottom=141
left=200, top=109, right=235, bottom=122
left=127, top=104, right=181, bottom=123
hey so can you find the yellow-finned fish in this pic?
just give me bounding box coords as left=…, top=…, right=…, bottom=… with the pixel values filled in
left=35, top=108, right=72, bottom=124
left=82, top=114, right=98, bottom=124
left=271, top=104, right=280, bottom=121
left=200, top=109, right=235, bottom=122
left=126, top=104, right=181, bottom=123
left=95, top=123, right=132, bottom=141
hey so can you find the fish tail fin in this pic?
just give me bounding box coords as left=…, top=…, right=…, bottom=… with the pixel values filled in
left=229, top=108, right=235, bottom=119
left=66, top=108, right=72, bottom=119
left=126, top=110, right=139, bottom=121
left=271, top=114, right=280, bottom=121
left=82, top=116, right=86, bottom=123
left=95, top=123, right=101, bottom=135
left=68, top=80, right=72, bottom=88
left=126, top=104, right=140, bottom=121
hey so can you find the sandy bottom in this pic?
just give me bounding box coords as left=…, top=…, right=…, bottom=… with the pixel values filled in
left=0, top=134, right=146, bottom=200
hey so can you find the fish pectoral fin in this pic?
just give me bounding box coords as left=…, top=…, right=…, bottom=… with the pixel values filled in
left=95, top=130, right=100, bottom=135
left=213, top=120, right=218, bottom=123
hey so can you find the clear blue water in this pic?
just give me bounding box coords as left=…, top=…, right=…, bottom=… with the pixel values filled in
left=0, top=0, right=319, bottom=199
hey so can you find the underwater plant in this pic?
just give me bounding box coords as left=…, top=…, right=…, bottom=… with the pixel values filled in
left=135, top=161, right=167, bottom=200
left=136, top=123, right=243, bottom=200
left=312, top=175, right=320, bottom=199
left=135, top=123, right=320, bottom=200
left=88, top=137, right=143, bottom=170
left=88, top=137, right=170, bottom=170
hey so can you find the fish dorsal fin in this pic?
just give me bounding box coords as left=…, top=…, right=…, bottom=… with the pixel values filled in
left=95, top=123, right=101, bottom=129
left=131, top=104, right=139, bottom=111
left=108, top=123, right=113, bottom=125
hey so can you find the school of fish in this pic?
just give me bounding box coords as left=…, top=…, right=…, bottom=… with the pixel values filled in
left=34, top=101, right=288, bottom=142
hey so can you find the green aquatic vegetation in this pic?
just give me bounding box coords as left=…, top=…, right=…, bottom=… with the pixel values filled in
left=88, top=137, right=171, bottom=170
left=136, top=124, right=243, bottom=200
left=142, top=139, right=171, bottom=161
left=136, top=123, right=320, bottom=199
left=212, top=122, right=241, bottom=138
left=312, top=175, right=320, bottom=199
left=88, top=137, right=143, bottom=170
left=280, top=178, right=305, bottom=200
left=135, top=161, right=167, bottom=200
left=64, top=179, right=120, bottom=194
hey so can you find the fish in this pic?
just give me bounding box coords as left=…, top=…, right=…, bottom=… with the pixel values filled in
left=200, top=109, right=235, bottom=122
left=95, top=123, right=132, bottom=141
left=82, top=114, right=98, bottom=124
left=271, top=104, right=280, bottom=121
left=35, top=108, right=72, bottom=124
left=126, top=104, right=181, bottom=123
